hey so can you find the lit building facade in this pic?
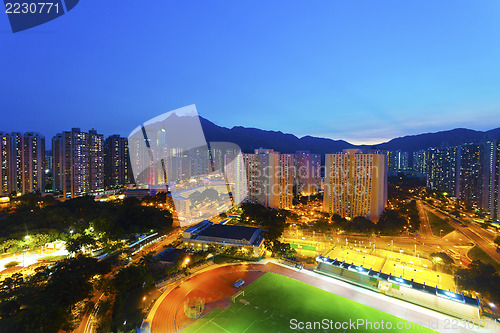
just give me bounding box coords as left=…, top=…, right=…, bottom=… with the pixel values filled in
left=104, top=134, right=131, bottom=188
left=294, top=151, right=321, bottom=195
left=52, top=128, right=105, bottom=197
left=412, top=150, right=427, bottom=175
left=52, top=132, right=72, bottom=197
left=20, top=132, right=45, bottom=194
left=224, top=152, right=247, bottom=206
left=426, top=147, right=458, bottom=195
left=277, top=153, right=294, bottom=208
left=242, top=149, right=294, bottom=209
left=0, top=132, right=11, bottom=196
left=89, top=129, right=104, bottom=193
left=458, top=143, right=487, bottom=209
left=388, top=150, right=409, bottom=173
left=487, top=141, right=500, bottom=221
left=323, top=149, right=387, bottom=222
left=2, top=132, right=46, bottom=195
left=10, top=132, right=23, bottom=193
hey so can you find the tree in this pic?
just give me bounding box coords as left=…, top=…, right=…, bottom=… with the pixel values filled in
left=455, top=260, right=500, bottom=304
left=8, top=256, right=108, bottom=333
left=269, top=240, right=296, bottom=258
left=430, top=252, right=454, bottom=265
left=0, top=299, right=21, bottom=317
left=139, top=251, right=157, bottom=267
left=377, top=209, right=407, bottom=235
left=4, top=261, right=20, bottom=268
left=110, top=263, right=153, bottom=294
left=65, top=234, right=97, bottom=254
left=351, top=216, right=376, bottom=234
left=311, top=218, right=332, bottom=233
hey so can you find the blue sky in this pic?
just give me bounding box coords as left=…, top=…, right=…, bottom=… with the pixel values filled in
left=1, top=0, right=500, bottom=145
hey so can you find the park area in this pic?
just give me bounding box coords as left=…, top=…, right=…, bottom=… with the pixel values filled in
left=325, top=246, right=455, bottom=291
left=426, top=211, right=455, bottom=237
left=183, top=272, right=434, bottom=333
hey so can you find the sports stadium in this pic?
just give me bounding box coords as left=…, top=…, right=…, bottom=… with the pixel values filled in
left=145, top=261, right=487, bottom=333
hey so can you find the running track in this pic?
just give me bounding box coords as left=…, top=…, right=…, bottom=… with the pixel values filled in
left=150, top=262, right=500, bottom=333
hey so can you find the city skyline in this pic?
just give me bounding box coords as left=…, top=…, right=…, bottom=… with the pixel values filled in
left=3, top=2, right=500, bottom=332
left=2, top=1, right=500, bottom=144
left=1, top=118, right=500, bottom=151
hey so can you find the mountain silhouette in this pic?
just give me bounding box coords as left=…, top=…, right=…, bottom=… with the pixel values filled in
left=200, top=117, right=355, bottom=154
left=199, top=117, right=500, bottom=154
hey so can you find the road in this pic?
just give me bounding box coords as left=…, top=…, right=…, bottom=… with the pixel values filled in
left=148, top=261, right=498, bottom=333
left=0, top=247, right=69, bottom=270
left=423, top=204, right=500, bottom=265
left=417, top=200, right=436, bottom=239
left=72, top=230, right=181, bottom=333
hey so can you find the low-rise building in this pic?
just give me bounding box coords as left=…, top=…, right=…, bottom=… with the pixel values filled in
left=182, top=221, right=266, bottom=257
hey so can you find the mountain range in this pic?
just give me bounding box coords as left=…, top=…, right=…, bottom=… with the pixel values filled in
left=199, top=117, right=500, bottom=154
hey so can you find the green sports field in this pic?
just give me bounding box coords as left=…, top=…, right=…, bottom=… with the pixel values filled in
left=183, top=273, right=435, bottom=332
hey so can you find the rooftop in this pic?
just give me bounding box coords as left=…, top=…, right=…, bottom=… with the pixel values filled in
left=198, top=224, right=261, bottom=242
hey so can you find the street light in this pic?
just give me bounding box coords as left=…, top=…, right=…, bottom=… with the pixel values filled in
left=440, top=229, right=443, bottom=238
left=22, top=235, right=31, bottom=267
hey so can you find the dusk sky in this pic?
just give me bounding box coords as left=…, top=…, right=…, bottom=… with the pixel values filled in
left=1, top=0, right=500, bottom=145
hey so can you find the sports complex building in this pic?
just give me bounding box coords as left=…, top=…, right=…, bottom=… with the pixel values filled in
left=315, top=255, right=481, bottom=320
left=182, top=221, right=266, bottom=257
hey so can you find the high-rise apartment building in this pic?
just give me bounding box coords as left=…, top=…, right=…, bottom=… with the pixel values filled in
left=0, top=132, right=46, bottom=196
left=458, top=142, right=492, bottom=210
left=89, top=129, right=104, bottom=192
left=0, top=132, right=11, bottom=196
left=104, top=134, right=131, bottom=188
left=3, top=132, right=45, bottom=195
left=277, top=153, right=294, bottom=209
left=426, top=147, right=458, bottom=195
left=224, top=152, right=247, bottom=206
left=44, top=150, right=53, bottom=192
left=20, top=132, right=45, bottom=194
left=487, top=141, right=500, bottom=221
left=71, top=128, right=90, bottom=197
left=52, top=132, right=72, bottom=197
left=241, top=149, right=293, bottom=209
left=412, top=150, right=427, bottom=174
left=294, top=151, right=321, bottom=195
left=323, top=149, right=387, bottom=222
left=10, top=132, right=23, bottom=193
left=388, top=150, right=408, bottom=173
left=52, top=128, right=104, bottom=198
left=458, top=143, right=484, bottom=209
